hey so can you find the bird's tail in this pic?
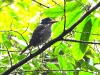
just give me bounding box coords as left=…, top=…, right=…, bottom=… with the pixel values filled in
left=20, top=45, right=31, bottom=55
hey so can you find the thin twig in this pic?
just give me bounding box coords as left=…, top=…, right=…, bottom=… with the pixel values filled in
left=52, top=0, right=63, bottom=9
left=74, top=30, right=100, bottom=36
left=0, top=3, right=11, bottom=9
left=21, top=23, right=29, bottom=34
left=0, top=68, right=95, bottom=74
left=3, top=44, right=13, bottom=67
left=0, top=30, right=28, bottom=45
left=9, top=20, right=28, bottom=44
left=93, top=40, right=100, bottom=53
left=63, top=0, right=66, bottom=31
left=62, top=39, right=100, bottom=44
left=12, top=31, right=28, bottom=45
left=10, top=21, right=13, bottom=30
left=33, top=0, right=49, bottom=8
left=0, top=50, right=20, bottom=52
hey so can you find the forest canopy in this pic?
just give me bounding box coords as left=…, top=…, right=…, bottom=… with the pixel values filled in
left=0, top=0, right=100, bottom=75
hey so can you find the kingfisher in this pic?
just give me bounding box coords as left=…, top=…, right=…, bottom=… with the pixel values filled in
left=20, top=18, right=58, bottom=55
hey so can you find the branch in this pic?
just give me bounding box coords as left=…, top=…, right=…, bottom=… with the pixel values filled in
left=0, top=3, right=11, bottom=9
left=0, top=30, right=28, bottom=45
left=33, top=0, right=49, bottom=8
left=63, top=0, right=66, bottom=31
left=64, top=2, right=100, bottom=34
left=52, top=0, right=63, bottom=9
left=10, top=22, right=29, bottom=45
left=21, top=23, right=29, bottom=34
left=2, top=2, right=100, bottom=75
left=62, top=39, right=100, bottom=44
left=3, top=44, right=13, bottom=67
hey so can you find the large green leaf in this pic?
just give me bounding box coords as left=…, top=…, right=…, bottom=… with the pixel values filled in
left=46, top=62, right=59, bottom=70
left=52, top=21, right=64, bottom=38
left=72, top=18, right=92, bottom=60
left=90, top=18, right=99, bottom=41
left=80, top=19, right=92, bottom=53
left=58, top=55, right=74, bottom=75
left=66, top=8, right=82, bottom=28
left=66, top=1, right=82, bottom=12
left=44, top=6, right=64, bottom=17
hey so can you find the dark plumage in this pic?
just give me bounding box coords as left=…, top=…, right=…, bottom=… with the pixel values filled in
left=20, top=18, right=57, bottom=55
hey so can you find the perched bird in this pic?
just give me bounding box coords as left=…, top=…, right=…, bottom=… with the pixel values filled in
left=20, top=18, right=57, bottom=55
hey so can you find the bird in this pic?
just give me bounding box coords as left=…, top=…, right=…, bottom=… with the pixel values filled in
left=20, top=18, right=58, bottom=55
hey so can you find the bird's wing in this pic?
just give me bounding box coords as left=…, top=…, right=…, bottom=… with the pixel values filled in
left=29, top=25, right=46, bottom=45
left=32, top=25, right=45, bottom=37
left=33, top=25, right=45, bottom=34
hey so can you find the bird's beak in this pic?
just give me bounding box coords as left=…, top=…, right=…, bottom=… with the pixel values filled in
left=49, top=20, right=58, bottom=23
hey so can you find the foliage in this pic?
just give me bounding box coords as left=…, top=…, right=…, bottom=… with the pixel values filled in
left=0, top=0, right=100, bottom=75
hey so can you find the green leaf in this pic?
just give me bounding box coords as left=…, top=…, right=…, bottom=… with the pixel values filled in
left=22, top=64, right=31, bottom=70
left=53, top=43, right=67, bottom=56
left=82, top=0, right=88, bottom=4
left=58, top=55, right=74, bottom=75
left=58, top=55, right=67, bottom=70
left=52, top=21, right=64, bottom=38
left=66, top=8, right=82, bottom=28
left=80, top=19, right=92, bottom=53
left=18, top=2, right=29, bottom=10
left=60, top=43, right=67, bottom=53
left=68, top=57, right=76, bottom=66
left=44, top=6, right=64, bottom=17
left=2, top=33, right=12, bottom=48
left=0, top=1, right=2, bottom=5
left=53, top=45, right=61, bottom=56
left=66, top=1, right=82, bottom=11
left=72, top=17, right=92, bottom=60
left=79, top=71, right=93, bottom=75
left=3, top=0, right=13, bottom=3
left=9, top=10, right=19, bottom=20
left=32, top=60, right=41, bottom=70
left=90, top=18, right=99, bottom=40
left=12, top=54, right=19, bottom=64
left=58, top=55, right=74, bottom=71
left=88, top=64, right=98, bottom=71
left=0, top=33, right=3, bottom=43
left=46, top=62, right=59, bottom=70
left=1, top=57, right=9, bottom=65
left=72, top=43, right=82, bottom=60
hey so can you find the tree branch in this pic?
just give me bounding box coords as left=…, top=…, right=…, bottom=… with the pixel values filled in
left=33, top=0, right=49, bottom=8
left=62, top=39, right=100, bottom=44
left=52, top=0, right=63, bottom=9
left=63, top=0, right=66, bottom=31
left=0, top=3, right=11, bottom=9
left=3, top=44, right=13, bottom=67
left=2, top=2, right=100, bottom=75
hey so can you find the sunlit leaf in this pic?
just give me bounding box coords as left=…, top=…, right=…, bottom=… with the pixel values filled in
left=66, top=8, right=82, bottom=28
left=79, top=71, right=93, bottom=75
left=46, top=62, right=59, bottom=70
left=72, top=17, right=91, bottom=60
left=44, top=6, right=63, bottom=17
left=80, top=19, right=92, bottom=53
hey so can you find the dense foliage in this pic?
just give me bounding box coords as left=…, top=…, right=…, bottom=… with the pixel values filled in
left=0, top=0, right=100, bottom=75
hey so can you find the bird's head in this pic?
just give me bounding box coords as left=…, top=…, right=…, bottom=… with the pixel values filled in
left=40, top=18, right=58, bottom=24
